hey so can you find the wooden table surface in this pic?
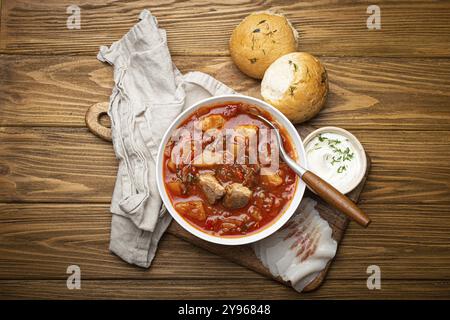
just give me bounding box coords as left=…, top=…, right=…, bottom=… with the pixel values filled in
left=1, top=0, right=449, bottom=299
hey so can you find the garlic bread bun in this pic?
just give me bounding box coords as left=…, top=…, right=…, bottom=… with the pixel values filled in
left=229, top=12, right=298, bottom=79
left=261, top=52, right=328, bottom=123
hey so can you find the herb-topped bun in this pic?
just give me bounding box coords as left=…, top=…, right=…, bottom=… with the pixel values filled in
left=229, top=12, right=298, bottom=79
left=261, top=52, right=328, bottom=124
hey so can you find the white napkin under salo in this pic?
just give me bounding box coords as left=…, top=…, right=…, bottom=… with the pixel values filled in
left=97, top=9, right=235, bottom=267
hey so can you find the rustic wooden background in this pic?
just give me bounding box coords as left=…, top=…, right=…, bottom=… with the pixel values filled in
left=0, top=0, right=449, bottom=299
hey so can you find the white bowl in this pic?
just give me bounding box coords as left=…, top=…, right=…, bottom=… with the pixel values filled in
left=303, top=126, right=367, bottom=195
left=156, top=95, right=307, bottom=245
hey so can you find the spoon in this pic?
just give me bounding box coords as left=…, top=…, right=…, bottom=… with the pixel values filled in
left=256, top=115, right=371, bottom=227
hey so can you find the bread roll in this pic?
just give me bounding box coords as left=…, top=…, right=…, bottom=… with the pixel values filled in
left=261, top=52, right=328, bottom=123
left=229, top=12, right=298, bottom=79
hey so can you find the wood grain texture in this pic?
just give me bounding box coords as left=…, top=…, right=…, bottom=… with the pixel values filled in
left=0, top=127, right=116, bottom=203
left=0, top=279, right=449, bottom=300
left=1, top=55, right=450, bottom=130
left=0, top=204, right=260, bottom=280
left=1, top=1, right=450, bottom=57
left=0, top=203, right=449, bottom=281
left=1, top=0, right=450, bottom=299
left=1, top=127, right=449, bottom=204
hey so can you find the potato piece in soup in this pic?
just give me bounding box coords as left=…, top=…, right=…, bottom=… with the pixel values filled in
left=201, top=115, right=225, bottom=131
left=175, top=201, right=206, bottom=221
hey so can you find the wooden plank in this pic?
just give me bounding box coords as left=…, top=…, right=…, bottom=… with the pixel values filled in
left=335, top=203, right=450, bottom=280
left=0, top=127, right=448, bottom=204
left=0, top=127, right=116, bottom=202
left=0, top=0, right=5, bottom=51
left=0, top=203, right=260, bottom=280
left=1, top=1, right=450, bottom=57
left=0, top=203, right=449, bottom=280
left=0, top=279, right=449, bottom=299
left=1, top=55, right=450, bottom=130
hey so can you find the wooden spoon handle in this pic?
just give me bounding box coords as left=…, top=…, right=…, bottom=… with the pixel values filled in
left=85, top=102, right=112, bottom=142
left=302, top=171, right=371, bottom=227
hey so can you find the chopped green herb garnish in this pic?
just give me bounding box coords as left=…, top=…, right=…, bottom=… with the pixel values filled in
left=337, top=166, right=347, bottom=173
left=318, top=134, right=325, bottom=142
left=331, top=155, right=342, bottom=166
left=310, top=142, right=322, bottom=151
left=288, top=86, right=296, bottom=96
left=315, top=134, right=354, bottom=169
left=288, top=60, right=298, bottom=72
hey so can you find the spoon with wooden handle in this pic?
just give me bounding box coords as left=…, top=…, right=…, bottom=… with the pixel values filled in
left=256, top=115, right=371, bottom=227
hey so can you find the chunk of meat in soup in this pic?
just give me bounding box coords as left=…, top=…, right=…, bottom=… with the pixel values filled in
left=198, top=173, right=225, bottom=204
left=223, top=183, right=252, bottom=209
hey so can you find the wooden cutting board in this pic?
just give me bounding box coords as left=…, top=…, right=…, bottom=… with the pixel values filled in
left=86, top=103, right=371, bottom=292
left=167, top=129, right=370, bottom=292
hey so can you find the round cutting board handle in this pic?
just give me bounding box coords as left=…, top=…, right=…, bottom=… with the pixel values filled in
left=85, top=102, right=112, bottom=142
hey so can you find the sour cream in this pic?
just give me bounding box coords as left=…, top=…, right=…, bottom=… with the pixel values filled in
left=305, top=131, right=362, bottom=194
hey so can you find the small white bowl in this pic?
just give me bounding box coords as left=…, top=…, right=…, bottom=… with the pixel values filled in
left=303, top=126, right=367, bottom=195
left=156, top=94, right=307, bottom=245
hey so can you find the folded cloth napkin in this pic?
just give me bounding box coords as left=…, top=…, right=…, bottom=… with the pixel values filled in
left=98, top=9, right=234, bottom=267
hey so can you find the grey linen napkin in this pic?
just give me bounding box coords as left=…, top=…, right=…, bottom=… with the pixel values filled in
left=97, top=9, right=235, bottom=267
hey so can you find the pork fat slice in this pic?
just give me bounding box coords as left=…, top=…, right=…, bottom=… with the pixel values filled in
left=253, top=198, right=337, bottom=292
